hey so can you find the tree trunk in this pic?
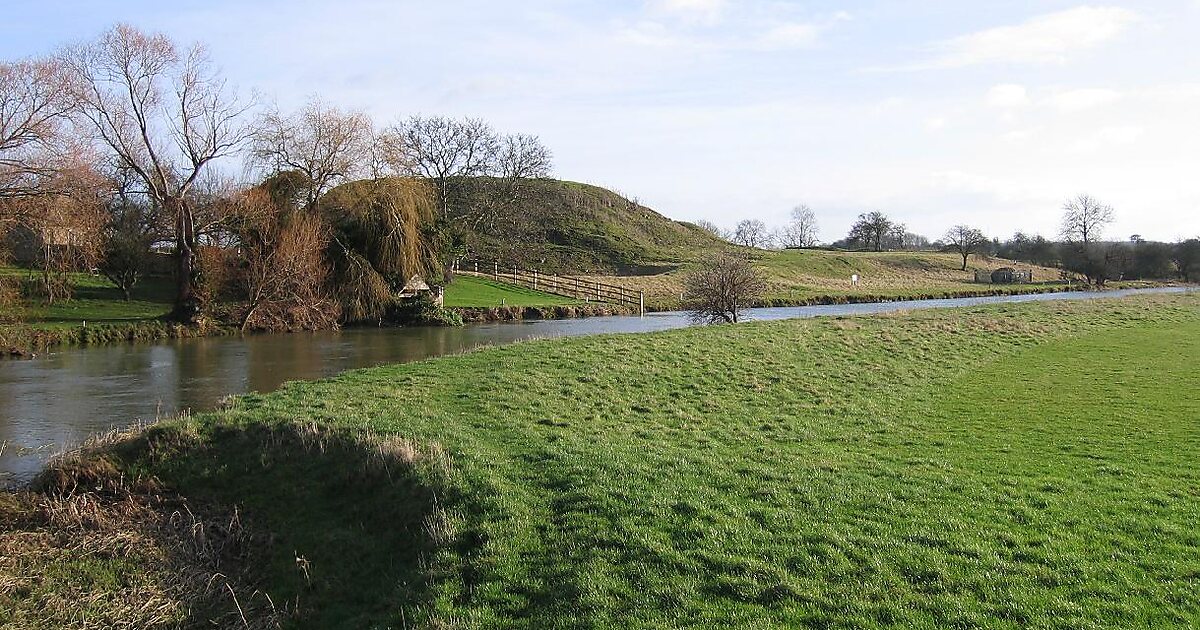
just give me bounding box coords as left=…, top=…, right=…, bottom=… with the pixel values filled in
left=169, top=197, right=204, bottom=323
left=961, top=252, right=969, bottom=271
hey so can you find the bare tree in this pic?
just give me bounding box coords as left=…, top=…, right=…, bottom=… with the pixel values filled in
left=683, top=250, right=766, bottom=324
left=732, top=219, right=769, bottom=249
left=943, top=224, right=988, bottom=270
left=1060, top=194, right=1114, bottom=245
left=249, top=98, right=372, bottom=211
left=62, top=24, right=251, bottom=322
left=776, top=204, right=819, bottom=248
left=693, top=219, right=726, bottom=240
left=386, top=116, right=498, bottom=218
left=0, top=57, right=74, bottom=202
left=232, top=189, right=339, bottom=331
left=12, top=163, right=108, bottom=303
left=1058, top=195, right=1117, bottom=286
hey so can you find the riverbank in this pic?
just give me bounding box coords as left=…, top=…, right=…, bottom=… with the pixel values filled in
left=3, top=292, right=1197, bottom=627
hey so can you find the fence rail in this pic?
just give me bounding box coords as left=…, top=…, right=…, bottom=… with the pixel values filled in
left=453, top=259, right=644, bottom=314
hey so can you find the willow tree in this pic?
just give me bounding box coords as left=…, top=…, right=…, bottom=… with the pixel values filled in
left=320, top=177, right=439, bottom=323
left=62, top=25, right=250, bottom=322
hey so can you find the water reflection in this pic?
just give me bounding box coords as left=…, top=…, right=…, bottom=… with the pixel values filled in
left=1, top=286, right=1192, bottom=483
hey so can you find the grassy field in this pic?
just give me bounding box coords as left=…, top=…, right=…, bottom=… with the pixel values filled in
left=443, top=275, right=580, bottom=308
left=0, top=267, right=172, bottom=328
left=591, top=249, right=1077, bottom=308
left=5, top=292, right=1197, bottom=628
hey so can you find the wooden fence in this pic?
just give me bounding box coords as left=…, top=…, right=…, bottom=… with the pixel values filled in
left=453, top=259, right=644, bottom=315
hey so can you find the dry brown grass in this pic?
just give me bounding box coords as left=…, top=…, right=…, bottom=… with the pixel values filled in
left=0, top=430, right=284, bottom=630
left=585, top=251, right=1070, bottom=307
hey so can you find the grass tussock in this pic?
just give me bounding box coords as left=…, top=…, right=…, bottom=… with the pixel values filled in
left=1, top=429, right=282, bottom=629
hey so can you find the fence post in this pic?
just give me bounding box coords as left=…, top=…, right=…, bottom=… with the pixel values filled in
left=534, top=270, right=539, bottom=291
left=639, top=291, right=644, bottom=316
left=494, top=260, right=499, bottom=279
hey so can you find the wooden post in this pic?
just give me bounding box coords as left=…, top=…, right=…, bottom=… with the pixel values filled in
left=639, top=291, right=644, bottom=316
left=534, top=270, right=539, bottom=291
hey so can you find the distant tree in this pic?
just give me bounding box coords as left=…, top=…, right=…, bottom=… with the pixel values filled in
left=942, top=225, right=988, bottom=270
left=1058, top=195, right=1117, bottom=286
left=1060, top=194, right=1113, bottom=245
left=1128, top=240, right=1174, bottom=280
left=775, top=204, right=819, bottom=248
left=683, top=250, right=766, bottom=324
left=847, top=211, right=895, bottom=251
left=693, top=219, right=726, bottom=240
left=385, top=116, right=498, bottom=218
left=62, top=25, right=251, bottom=321
left=1000, top=232, right=1059, bottom=267
left=732, top=219, right=769, bottom=248
left=249, top=98, right=372, bottom=212
left=895, top=229, right=929, bottom=251
left=99, top=197, right=157, bottom=300
left=1174, top=239, right=1200, bottom=282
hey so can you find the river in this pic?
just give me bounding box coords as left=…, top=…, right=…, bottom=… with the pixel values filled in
left=1, top=286, right=1192, bottom=484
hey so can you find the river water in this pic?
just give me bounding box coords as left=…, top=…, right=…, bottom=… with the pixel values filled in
left=1, top=286, right=1192, bottom=484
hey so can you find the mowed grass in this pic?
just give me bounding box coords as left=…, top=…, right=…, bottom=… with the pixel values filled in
left=0, top=266, right=172, bottom=328
left=443, top=275, right=580, bottom=307
left=56, top=292, right=1199, bottom=628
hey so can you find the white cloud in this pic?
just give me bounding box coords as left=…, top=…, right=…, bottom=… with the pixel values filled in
left=926, top=6, right=1139, bottom=68
left=1070, top=125, right=1144, bottom=151
left=754, top=22, right=822, bottom=49
left=648, top=0, right=726, bottom=24
left=987, top=84, right=1031, bottom=108
left=1050, top=88, right=1122, bottom=112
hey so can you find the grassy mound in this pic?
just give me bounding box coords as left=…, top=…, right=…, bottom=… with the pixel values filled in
left=447, top=178, right=723, bottom=272
left=6, top=292, right=1197, bottom=627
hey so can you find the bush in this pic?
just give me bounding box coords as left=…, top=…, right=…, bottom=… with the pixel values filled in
left=18, top=272, right=74, bottom=303
left=388, top=295, right=464, bottom=327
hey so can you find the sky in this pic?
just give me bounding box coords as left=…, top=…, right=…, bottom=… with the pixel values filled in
left=5, top=0, right=1200, bottom=242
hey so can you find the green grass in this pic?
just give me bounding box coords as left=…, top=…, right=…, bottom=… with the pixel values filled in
left=443, top=275, right=580, bottom=308
left=41, top=292, right=1198, bottom=628
left=596, top=249, right=1089, bottom=309
left=0, top=266, right=172, bottom=328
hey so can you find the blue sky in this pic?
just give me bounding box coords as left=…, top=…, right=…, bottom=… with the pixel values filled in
left=6, top=1, right=1200, bottom=241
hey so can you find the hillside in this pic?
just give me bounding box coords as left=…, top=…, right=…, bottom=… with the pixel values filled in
left=447, top=178, right=723, bottom=273
left=587, top=249, right=1073, bottom=308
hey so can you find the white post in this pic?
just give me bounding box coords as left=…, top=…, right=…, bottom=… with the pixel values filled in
left=639, top=292, right=644, bottom=316
left=534, top=270, right=539, bottom=291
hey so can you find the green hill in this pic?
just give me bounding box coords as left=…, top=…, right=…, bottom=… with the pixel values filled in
left=446, top=178, right=722, bottom=273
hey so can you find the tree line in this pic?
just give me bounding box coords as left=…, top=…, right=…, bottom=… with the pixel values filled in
left=0, top=25, right=553, bottom=329
left=699, top=195, right=1198, bottom=285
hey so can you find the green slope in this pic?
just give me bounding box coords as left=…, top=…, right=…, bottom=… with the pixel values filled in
left=13, top=293, right=1197, bottom=628
left=448, top=178, right=723, bottom=273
